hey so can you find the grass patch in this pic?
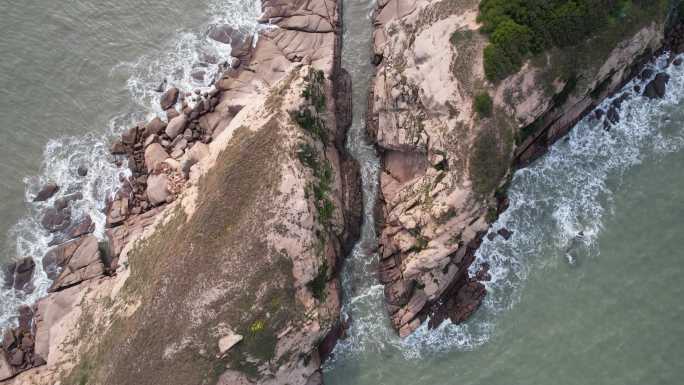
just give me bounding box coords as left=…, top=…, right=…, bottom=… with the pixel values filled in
left=469, top=110, right=514, bottom=196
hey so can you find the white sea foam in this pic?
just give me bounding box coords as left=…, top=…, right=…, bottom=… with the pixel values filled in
left=121, top=0, right=262, bottom=118
left=0, top=0, right=262, bottom=330
left=329, top=52, right=684, bottom=364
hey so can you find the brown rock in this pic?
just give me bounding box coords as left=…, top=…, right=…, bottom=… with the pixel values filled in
left=110, top=139, right=126, bottom=155
left=497, top=228, right=513, bottom=240
left=166, top=108, right=180, bottom=120
left=33, top=183, right=59, bottom=202
left=144, top=117, right=167, bottom=138
left=644, top=73, right=670, bottom=99
left=8, top=349, right=23, bottom=367
left=447, top=281, right=486, bottom=324
left=43, top=239, right=81, bottom=280
left=144, top=134, right=159, bottom=148
left=41, top=208, right=71, bottom=232
left=2, top=330, right=15, bottom=351
left=3, top=257, right=36, bottom=292
left=121, top=126, right=138, bottom=145
left=49, top=235, right=105, bottom=291
left=144, top=143, right=170, bottom=172
left=160, top=87, right=180, bottom=110
left=48, top=215, right=95, bottom=246
left=146, top=174, right=171, bottom=206
left=165, top=114, right=188, bottom=140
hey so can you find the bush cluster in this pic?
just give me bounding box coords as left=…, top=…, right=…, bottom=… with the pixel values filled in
left=479, top=0, right=657, bottom=81
left=474, top=92, right=493, bottom=117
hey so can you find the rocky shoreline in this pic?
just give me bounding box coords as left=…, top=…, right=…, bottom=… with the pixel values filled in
left=3, top=0, right=684, bottom=383
left=1, top=0, right=361, bottom=383
left=368, top=0, right=684, bottom=337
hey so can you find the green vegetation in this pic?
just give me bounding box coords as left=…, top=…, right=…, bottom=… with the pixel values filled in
left=290, top=109, right=328, bottom=143
left=479, top=0, right=668, bottom=81
left=61, top=120, right=305, bottom=385
left=474, top=92, right=493, bottom=117
left=485, top=206, right=498, bottom=224
left=302, top=68, right=327, bottom=112
left=306, top=261, right=328, bottom=301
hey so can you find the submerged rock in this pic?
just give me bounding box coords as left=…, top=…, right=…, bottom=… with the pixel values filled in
left=207, top=24, right=240, bottom=44
left=643, top=73, right=670, bottom=99
left=497, top=228, right=513, bottom=240
left=41, top=208, right=71, bottom=232
left=33, top=183, right=59, bottom=202
left=3, top=257, right=35, bottom=292
left=77, top=165, right=88, bottom=177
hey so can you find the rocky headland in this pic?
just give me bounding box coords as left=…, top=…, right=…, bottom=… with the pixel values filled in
left=369, top=0, right=684, bottom=337
left=3, top=0, right=684, bottom=383
left=1, top=0, right=362, bottom=384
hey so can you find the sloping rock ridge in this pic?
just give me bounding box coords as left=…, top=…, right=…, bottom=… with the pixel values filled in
left=0, top=0, right=362, bottom=384
left=369, top=0, right=682, bottom=337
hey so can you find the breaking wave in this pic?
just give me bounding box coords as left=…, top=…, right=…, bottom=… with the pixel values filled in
left=329, top=52, right=684, bottom=364
left=0, top=0, right=261, bottom=330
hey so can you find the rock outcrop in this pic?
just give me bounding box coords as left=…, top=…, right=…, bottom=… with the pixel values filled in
left=1, top=0, right=360, bottom=384
left=369, top=0, right=677, bottom=337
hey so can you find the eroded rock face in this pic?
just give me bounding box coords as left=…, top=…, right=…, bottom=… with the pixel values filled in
left=369, top=0, right=671, bottom=336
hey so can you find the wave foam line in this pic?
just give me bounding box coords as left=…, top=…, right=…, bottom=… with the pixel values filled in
left=329, top=52, right=684, bottom=364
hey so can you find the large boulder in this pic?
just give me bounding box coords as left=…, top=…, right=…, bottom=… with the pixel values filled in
left=165, top=114, right=188, bottom=140
left=144, top=143, right=170, bottom=172
left=48, top=215, right=95, bottom=246
left=160, top=87, right=180, bottom=110
left=33, top=183, right=59, bottom=202
left=3, top=257, right=35, bottom=292
left=207, top=24, right=240, bottom=44
left=49, top=235, right=105, bottom=292
left=643, top=73, right=670, bottom=99
left=144, top=117, right=167, bottom=138
left=146, top=174, right=171, bottom=206
left=41, top=208, right=71, bottom=232
left=43, top=239, right=81, bottom=280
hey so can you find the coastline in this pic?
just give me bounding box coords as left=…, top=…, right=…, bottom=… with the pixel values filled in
left=367, top=0, right=684, bottom=337
left=1, top=0, right=361, bottom=383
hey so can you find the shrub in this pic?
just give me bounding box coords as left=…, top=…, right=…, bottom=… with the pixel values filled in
left=483, top=44, right=517, bottom=82
left=307, top=262, right=328, bottom=301
left=478, top=0, right=663, bottom=82
left=491, top=19, right=532, bottom=63
left=474, top=92, right=494, bottom=117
